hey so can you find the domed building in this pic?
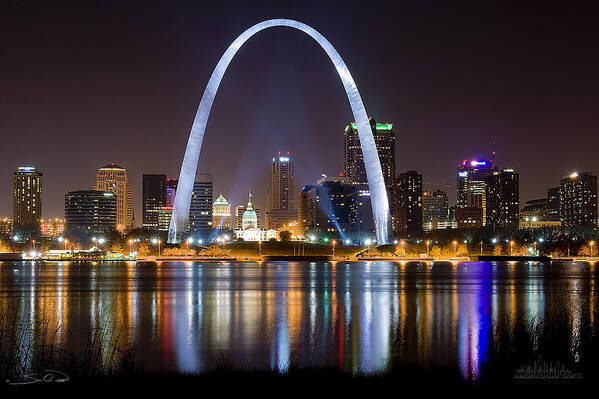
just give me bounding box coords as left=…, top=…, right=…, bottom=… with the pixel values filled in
left=234, top=191, right=277, bottom=241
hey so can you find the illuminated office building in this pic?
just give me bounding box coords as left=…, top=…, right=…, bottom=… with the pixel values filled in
left=40, top=218, right=65, bottom=237
left=456, top=159, right=498, bottom=225
left=94, top=163, right=133, bottom=231
left=189, top=173, right=213, bottom=234
left=486, top=169, right=520, bottom=229
left=266, top=152, right=296, bottom=229
left=559, top=172, right=598, bottom=228
left=13, top=166, right=43, bottom=234
left=344, top=117, right=395, bottom=188
left=422, top=190, right=449, bottom=231
left=212, top=194, right=232, bottom=229
left=393, top=171, right=423, bottom=236
left=142, top=174, right=167, bottom=229
left=65, top=190, right=117, bottom=238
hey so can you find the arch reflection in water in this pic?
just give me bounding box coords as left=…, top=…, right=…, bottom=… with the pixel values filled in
left=0, top=260, right=595, bottom=379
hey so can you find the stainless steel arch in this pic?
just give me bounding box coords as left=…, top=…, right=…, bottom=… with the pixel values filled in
left=168, top=19, right=392, bottom=244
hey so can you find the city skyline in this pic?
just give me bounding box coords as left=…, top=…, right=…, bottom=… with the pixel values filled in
left=2, top=2, right=598, bottom=219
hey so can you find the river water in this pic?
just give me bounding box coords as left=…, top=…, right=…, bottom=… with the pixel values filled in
left=0, top=260, right=596, bottom=379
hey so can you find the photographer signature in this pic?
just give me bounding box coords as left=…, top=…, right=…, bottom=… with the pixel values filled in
left=5, top=370, right=70, bottom=385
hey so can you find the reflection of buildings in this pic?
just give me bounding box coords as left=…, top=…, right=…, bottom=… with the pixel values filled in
left=13, top=166, right=43, bottom=234
left=94, top=163, right=133, bottom=231
left=266, top=153, right=296, bottom=229
left=212, top=194, right=232, bottom=229
left=235, top=192, right=277, bottom=241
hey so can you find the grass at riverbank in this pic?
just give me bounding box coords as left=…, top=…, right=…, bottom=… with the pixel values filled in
left=1, top=312, right=597, bottom=392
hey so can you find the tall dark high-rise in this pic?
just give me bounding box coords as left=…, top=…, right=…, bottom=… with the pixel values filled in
left=13, top=166, right=43, bottom=235
left=344, top=117, right=395, bottom=188
left=65, top=190, right=116, bottom=239
left=456, top=159, right=498, bottom=226
left=394, top=171, right=423, bottom=236
left=559, top=172, right=598, bottom=229
left=486, top=169, right=520, bottom=229
left=547, top=186, right=560, bottom=221
left=142, top=174, right=167, bottom=229
left=189, top=173, right=213, bottom=235
left=265, top=152, right=296, bottom=229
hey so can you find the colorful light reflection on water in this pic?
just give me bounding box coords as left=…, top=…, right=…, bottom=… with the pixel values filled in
left=0, top=261, right=596, bottom=380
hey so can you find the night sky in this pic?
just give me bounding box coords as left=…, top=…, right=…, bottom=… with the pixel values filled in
left=2, top=1, right=598, bottom=221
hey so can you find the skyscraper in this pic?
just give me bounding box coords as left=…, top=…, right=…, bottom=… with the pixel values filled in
left=559, top=172, right=598, bottom=229
left=142, top=174, right=167, bottom=229
left=486, top=169, right=520, bottom=229
left=344, top=117, right=395, bottom=188
left=189, top=173, right=213, bottom=235
left=94, top=163, right=133, bottom=232
left=265, top=152, right=296, bottom=229
left=422, top=189, right=449, bottom=231
left=394, top=171, right=423, bottom=236
left=65, top=190, right=116, bottom=239
left=456, top=159, right=498, bottom=225
left=212, top=194, right=232, bottom=229
left=13, top=166, right=43, bottom=235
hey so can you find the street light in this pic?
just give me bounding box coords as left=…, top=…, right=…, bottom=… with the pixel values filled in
left=128, top=239, right=133, bottom=255
left=426, top=240, right=430, bottom=257
left=345, top=239, right=351, bottom=245
left=510, top=240, right=514, bottom=256
left=453, top=240, right=457, bottom=257
left=480, top=241, right=483, bottom=256
left=258, top=240, right=262, bottom=256
left=332, top=239, right=336, bottom=257
left=400, top=240, right=405, bottom=257
left=591, top=240, right=596, bottom=257
left=187, top=237, right=193, bottom=252
left=64, top=238, right=69, bottom=251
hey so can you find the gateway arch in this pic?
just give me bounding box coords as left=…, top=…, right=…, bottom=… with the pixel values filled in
left=168, top=19, right=392, bottom=244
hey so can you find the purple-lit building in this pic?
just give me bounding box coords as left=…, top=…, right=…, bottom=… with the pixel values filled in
left=456, top=159, right=498, bottom=226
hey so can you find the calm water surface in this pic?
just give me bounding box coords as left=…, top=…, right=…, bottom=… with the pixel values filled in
left=0, top=260, right=597, bottom=379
